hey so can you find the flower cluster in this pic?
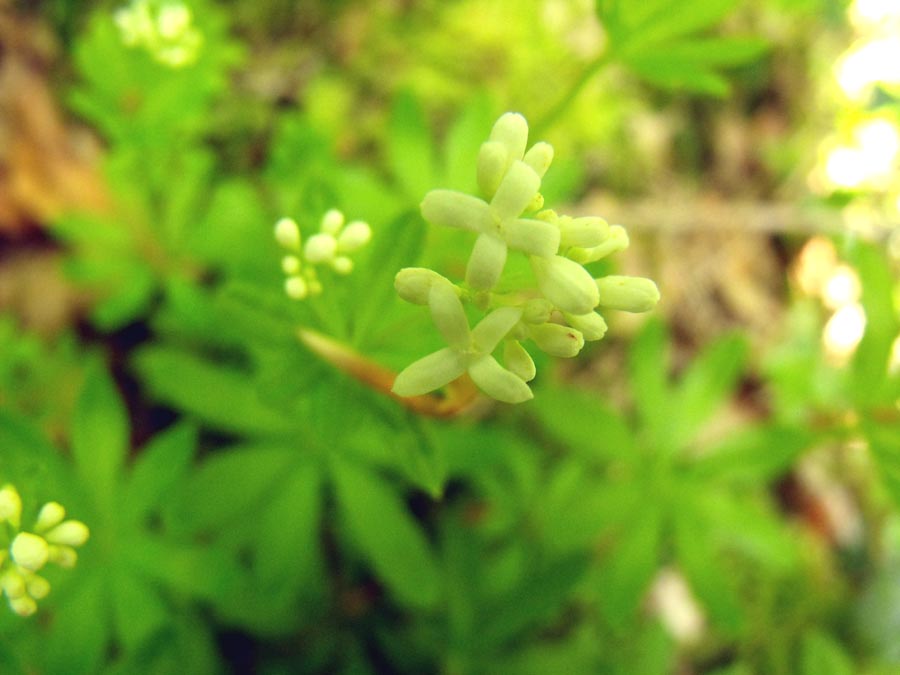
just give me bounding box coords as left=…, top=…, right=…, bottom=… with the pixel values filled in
left=275, top=210, right=372, bottom=300
left=0, top=484, right=89, bottom=617
left=114, top=0, right=203, bottom=68
left=392, top=112, right=659, bottom=404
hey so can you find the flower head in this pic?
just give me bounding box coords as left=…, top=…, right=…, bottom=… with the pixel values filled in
left=0, top=484, right=89, bottom=616
left=115, top=0, right=203, bottom=68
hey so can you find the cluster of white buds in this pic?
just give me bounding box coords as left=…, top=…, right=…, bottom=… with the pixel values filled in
left=114, top=0, right=203, bottom=68
left=275, top=210, right=372, bottom=300
left=392, top=112, right=659, bottom=404
left=0, top=484, right=89, bottom=617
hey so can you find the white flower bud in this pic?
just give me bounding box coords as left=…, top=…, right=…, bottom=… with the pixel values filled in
left=11, top=533, right=49, bottom=572
left=504, top=340, right=536, bottom=382
left=336, top=221, right=372, bottom=253
left=0, top=484, right=22, bottom=528
left=489, top=112, right=529, bottom=162
left=331, top=256, right=353, bottom=275
left=274, top=217, right=301, bottom=250
left=26, top=575, right=50, bottom=600
left=48, top=545, right=78, bottom=569
left=157, top=4, right=191, bottom=39
left=502, top=218, right=559, bottom=257
left=529, top=323, right=585, bottom=358
left=8, top=595, right=36, bottom=617
left=284, top=276, right=308, bottom=300
left=320, top=209, right=345, bottom=235
left=395, top=268, right=452, bottom=305
left=564, top=311, right=608, bottom=341
left=477, top=141, right=509, bottom=198
left=34, top=502, right=66, bottom=533
left=559, top=216, right=610, bottom=249
left=523, top=142, right=554, bottom=178
left=490, top=161, right=540, bottom=221
left=1, top=570, right=26, bottom=598
left=569, top=225, right=629, bottom=264
left=421, top=190, right=492, bottom=233
left=522, top=298, right=554, bottom=324
left=465, top=233, right=508, bottom=291
left=304, top=233, right=338, bottom=263
left=531, top=255, right=600, bottom=315
left=281, top=255, right=301, bottom=275
left=596, top=276, right=660, bottom=313
left=45, top=520, right=90, bottom=548
left=467, top=355, right=534, bottom=404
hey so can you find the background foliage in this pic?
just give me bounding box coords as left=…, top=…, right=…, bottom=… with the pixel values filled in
left=1, top=0, right=900, bottom=673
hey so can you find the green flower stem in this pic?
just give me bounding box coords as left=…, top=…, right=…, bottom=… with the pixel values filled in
left=296, top=327, right=478, bottom=418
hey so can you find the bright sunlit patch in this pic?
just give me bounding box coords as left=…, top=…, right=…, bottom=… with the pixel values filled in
left=837, top=37, right=900, bottom=100
left=823, top=265, right=861, bottom=309
left=856, top=117, right=900, bottom=176
left=793, top=236, right=838, bottom=296
left=823, top=303, right=866, bottom=361
left=824, top=146, right=868, bottom=188
left=648, top=568, right=705, bottom=645
left=851, top=0, right=900, bottom=26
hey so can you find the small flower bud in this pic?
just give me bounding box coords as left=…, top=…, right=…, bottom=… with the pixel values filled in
left=11, top=533, right=49, bottom=572
left=0, top=484, right=22, bottom=528
left=465, top=233, right=508, bottom=291
left=523, top=142, right=554, bottom=178
left=8, top=595, right=36, bottom=617
left=522, top=298, right=553, bottom=324
left=285, top=276, right=308, bottom=300
left=331, top=256, right=353, bottom=275
left=26, top=575, right=50, bottom=600
left=48, top=545, right=78, bottom=569
left=45, top=521, right=90, bottom=548
left=531, top=255, right=600, bottom=315
left=395, top=268, right=451, bottom=305
left=303, top=233, right=338, bottom=264
left=477, top=141, right=509, bottom=198
left=569, top=225, right=629, bottom=264
left=490, top=161, right=540, bottom=221
left=337, top=221, right=372, bottom=253
left=274, top=217, right=301, bottom=250
left=489, top=112, right=529, bottom=162
left=504, top=340, right=536, bottom=382
left=421, top=190, right=492, bottom=233
left=529, top=323, right=585, bottom=358
left=564, top=311, right=608, bottom=341
left=157, top=4, right=191, bottom=39
left=35, top=502, right=66, bottom=533
left=596, top=276, right=660, bottom=313
left=1, top=570, right=26, bottom=598
left=559, top=216, right=610, bottom=249
left=320, top=209, right=345, bottom=235
left=281, top=255, right=301, bottom=275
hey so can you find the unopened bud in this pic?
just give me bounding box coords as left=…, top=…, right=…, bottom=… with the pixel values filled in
left=489, top=112, right=529, bottom=162
left=281, top=255, right=301, bottom=275
left=504, top=340, right=536, bottom=382
left=45, top=520, right=90, bottom=548
left=596, top=276, right=660, bottom=313
left=285, top=276, right=308, bottom=300
left=331, top=256, right=353, bottom=275
left=11, top=533, right=49, bottom=571
left=303, top=233, right=338, bottom=264
left=320, top=209, right=345, bottom=235
left=569, top=225, right=629, bottom=264
left=523, top=142, right=554, bottom=178
left=9, top=595, right=37, bottom=617
left=395, top=268, right=452, bottom=305
left=274, top=217, right=301, bottom=250
left=559, top=216, right=610, bottom=249
left=529, top=323, right=585, bottom=358
left=531, top=255, right=600, bottom=315
left=564, top=311, right=608, bottom=341
left=34, top=502, right=66, bottom=533
left=0, top=484, right=22, bottom=528
left=26, top=575, right=50, bottom=600
left=522, top=298, right=553, bottom=324
left=337, top=221, right=372, bottom=253
left=477, top=141, right=509, bottom=198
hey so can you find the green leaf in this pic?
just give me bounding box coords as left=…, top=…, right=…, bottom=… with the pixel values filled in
left=133, top=346, right=296, bottom=436
left=621, top=0, right=741, bottom=50
left=331, top=458, right=441, bottom=609
left=443, top=94, right=494, bottom=192
left=349, top=210, right=427, bottom=347
left=92, top=262, right=157, bottom=330
left=533, top=385, right=634, bottom=462
left=866, top=423, right=900, bottom=509
left=598, top=504, right=662, bottom=628
left=672, top=333, right=748, bottom=447
left=112, top=567, right=171, bottom=653
left=123, top=423, right=196, bottom=525
left=388, top=90, right=437, bottom=201
left=801, top=631, right=855, bottom=675
left=848, top=242, right=899, bottom=406
left=178, top=443, right=297, bottom=531
left=690, top=425, right=812, bottom=483
left=479, top=554, right=590, bottom=648
left=44, top=572, right=109, bottom=675
left=629, top=319, right=672, bottom=448
left=674, top=506, right=744, bottom=635
left=653, top=38, right=770, bottom=67
left=255, top=462, right=323, bottom=588
left=625, top=56, right=731, bottom=97
left=71, top=363, right=129, bottom=509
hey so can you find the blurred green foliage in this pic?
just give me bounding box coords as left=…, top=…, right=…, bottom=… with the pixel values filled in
left=1, top=0, right=900, bottom=674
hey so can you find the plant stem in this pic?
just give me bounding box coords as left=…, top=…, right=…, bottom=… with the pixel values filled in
left=296, top=327, right=478, bottom=418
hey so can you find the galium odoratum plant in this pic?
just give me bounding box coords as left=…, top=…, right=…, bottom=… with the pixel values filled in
left=392, top=112, right=659, bottom=404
